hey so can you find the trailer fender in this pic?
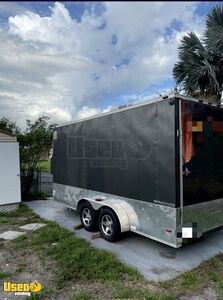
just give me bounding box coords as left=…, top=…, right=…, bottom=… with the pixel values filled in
left=77, top=198, right=139, bottom=233
left=99, top=203, right=130, bottom=232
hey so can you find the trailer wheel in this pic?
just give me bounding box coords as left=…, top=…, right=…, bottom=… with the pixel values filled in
left=99, top=208, right=120, bottom=242
left=79, top=202, right=98, bottom=232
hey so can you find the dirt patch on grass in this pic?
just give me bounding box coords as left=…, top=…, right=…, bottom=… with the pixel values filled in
left=55, top=280, right=115, bottom=300
left=179, top=287, right=218, bottom=300
left=0, top=240, right=55, bottom=300
left=0, top=241, right=116, bottom=300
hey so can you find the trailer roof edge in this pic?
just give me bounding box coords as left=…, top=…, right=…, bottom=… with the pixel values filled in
left=56, top=94, right=175, bottom=128
left=55, top=94, right=222, bottom=128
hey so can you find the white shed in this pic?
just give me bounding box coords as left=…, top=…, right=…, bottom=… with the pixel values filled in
left=0, top=129, right=21, bottom=212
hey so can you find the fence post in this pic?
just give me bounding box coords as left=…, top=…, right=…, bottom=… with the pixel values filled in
left=39, top=168, right=41, bottom=194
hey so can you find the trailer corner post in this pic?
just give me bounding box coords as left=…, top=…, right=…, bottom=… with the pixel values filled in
left=179, top=98, right=184, bottom=226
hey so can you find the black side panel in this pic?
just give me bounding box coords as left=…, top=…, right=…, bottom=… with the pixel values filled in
left=52, top=100, right=176, bottom=206
left=182, top=100, right=223, bottom=206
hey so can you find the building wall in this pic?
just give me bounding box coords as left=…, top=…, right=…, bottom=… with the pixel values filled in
left=0, top=141, right=21, bottom=206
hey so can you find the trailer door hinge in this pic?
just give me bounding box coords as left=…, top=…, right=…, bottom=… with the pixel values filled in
left=177, top=129, right=182, bottom=137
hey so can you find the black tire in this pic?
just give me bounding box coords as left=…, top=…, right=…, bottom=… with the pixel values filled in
left=79, top=202, right=98, bottom=232
left=99, top=208, right=121, bottom=242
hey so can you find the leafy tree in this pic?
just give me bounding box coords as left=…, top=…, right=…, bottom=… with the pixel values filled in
left=173, top=6, right=223, bottom=103
left=19, top=116, right=54, bottom=169
left=18, top=116, right=55, bottom=196
left=0, top=117, right=20, bottom=134
left=205, top=5, right=223, bottom=54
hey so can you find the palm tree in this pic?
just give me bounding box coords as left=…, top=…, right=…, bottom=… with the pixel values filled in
left=173, top=6, right=223, bottom=103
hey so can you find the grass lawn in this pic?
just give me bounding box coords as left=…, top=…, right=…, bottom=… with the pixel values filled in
left=0, top=204, right=223, bottom=299
left=37, top=160, right=51, bottom=173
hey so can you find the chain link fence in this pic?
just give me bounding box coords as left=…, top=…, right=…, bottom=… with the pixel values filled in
left=21, top=168, right=53, bottom=198
left=21, top=168, right=41, bottom=195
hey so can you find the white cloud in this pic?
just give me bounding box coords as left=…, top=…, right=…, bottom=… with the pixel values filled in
left=0, top=1, right=206, bottom=128
left=77, top=106, right=102, bottom=119
left=77, top=105, right=113, bottom=120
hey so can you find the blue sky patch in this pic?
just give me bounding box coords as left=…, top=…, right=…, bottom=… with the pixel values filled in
left=0, top=1, right=220, bottom=125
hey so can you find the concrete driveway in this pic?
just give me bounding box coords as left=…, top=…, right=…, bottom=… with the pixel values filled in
left=26, top=199, right=223, bottom=282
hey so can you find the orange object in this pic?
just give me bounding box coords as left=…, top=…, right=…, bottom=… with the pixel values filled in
left=182, top=102, right=194, bottom=163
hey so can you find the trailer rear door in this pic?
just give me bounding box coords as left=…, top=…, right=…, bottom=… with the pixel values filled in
left=181, top=100, right=223, bottom=206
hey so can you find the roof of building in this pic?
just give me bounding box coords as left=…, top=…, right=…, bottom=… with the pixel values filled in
left=0, top=129, right=16, bottom=137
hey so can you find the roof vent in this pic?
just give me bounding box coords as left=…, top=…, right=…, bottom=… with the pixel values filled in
left=118, top=104, right=133, bottom=110
left=168, top=98, right=175, bottom=105
left=118, top=104, right=128, bottom=109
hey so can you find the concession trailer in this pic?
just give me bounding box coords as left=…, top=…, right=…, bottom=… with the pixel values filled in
left=51, top=94, right=223, bottom=248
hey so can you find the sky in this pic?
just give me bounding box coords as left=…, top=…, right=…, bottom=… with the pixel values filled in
left=0, top=1, right=220, bottom=127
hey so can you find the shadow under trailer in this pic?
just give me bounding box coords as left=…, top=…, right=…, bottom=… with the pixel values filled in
left=51, top=94, right=223, bottom=248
